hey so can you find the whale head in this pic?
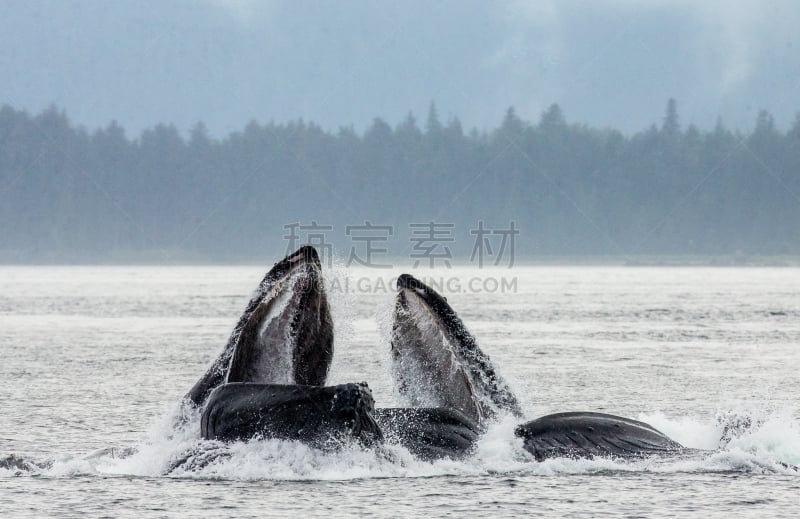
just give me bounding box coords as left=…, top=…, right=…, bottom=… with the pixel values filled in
left=185, top=246, right=333, bottom=406
left=226, top=246, right=333, bottom=386
left=391, top=274, right=521, bottom=424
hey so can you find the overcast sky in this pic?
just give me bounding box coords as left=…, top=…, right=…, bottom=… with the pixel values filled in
left=1, top=0, right=799, bottom=137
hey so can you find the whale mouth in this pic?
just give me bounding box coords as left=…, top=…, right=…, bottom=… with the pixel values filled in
left=392, top=274, right=522, bottom=424
left=391, top=275, right=484, bottom=424
left=226, top=246, right=332, bottom=386
left=184, top=246, right=333, bottom=407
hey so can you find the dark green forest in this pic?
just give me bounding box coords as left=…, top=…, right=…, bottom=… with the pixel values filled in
left=1, top=100, right=799, bottom=263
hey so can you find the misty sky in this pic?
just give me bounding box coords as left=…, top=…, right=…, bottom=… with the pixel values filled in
left=2, top=0, right=799, bottom=137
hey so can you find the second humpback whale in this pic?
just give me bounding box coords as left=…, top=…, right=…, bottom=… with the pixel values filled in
left=390, top=274, right=691, bottom=461
left=392, top=273, right=522, bottom=423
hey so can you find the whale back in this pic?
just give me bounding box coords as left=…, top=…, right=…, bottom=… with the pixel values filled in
left=515, top=412, right=686, bottom=461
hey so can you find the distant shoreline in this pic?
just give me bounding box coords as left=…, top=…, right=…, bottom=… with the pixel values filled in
left=2, top=254, right=799, bottom=267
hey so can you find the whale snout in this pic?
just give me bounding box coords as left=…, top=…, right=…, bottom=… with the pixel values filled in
left=396, top=273, right=416, bottom=290
left=287, top=245, right=321, bottom=269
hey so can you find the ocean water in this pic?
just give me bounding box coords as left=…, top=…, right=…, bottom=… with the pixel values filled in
left=1, top=265, right=799, bottom=516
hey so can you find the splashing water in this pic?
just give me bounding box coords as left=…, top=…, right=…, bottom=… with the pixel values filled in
left=2, top=266, right=799, bottom=515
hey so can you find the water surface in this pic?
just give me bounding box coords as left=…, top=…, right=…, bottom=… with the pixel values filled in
left=1, top=266, right=799, bottom=516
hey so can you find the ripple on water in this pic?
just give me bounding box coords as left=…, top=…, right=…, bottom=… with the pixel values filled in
left=1, top=266, right=799, bottom=516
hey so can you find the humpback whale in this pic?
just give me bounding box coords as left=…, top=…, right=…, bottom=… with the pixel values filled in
left=390, top=274, right=689, bottom=462
left=185, top=246, right=334, bottom=407
left=185, top=247, right=379, bottom=448
left=184, top=248, right=482, bottom=459
left=182, top=248, right=688, bottom=462
left=392, top=273, right=523, bottom=423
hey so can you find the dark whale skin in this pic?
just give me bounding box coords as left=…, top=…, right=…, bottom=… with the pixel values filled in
left=374, top=407, right=481, bottom=461
left=201, top=382, right=382, bottom=448
left=515, top=412, right=688, bottom=461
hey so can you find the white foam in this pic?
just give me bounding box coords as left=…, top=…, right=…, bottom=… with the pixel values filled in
left=20, top=402, right=795, bottom=481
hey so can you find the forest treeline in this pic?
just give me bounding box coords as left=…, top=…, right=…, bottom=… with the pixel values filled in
left=1, top=101, right=799, bottom=263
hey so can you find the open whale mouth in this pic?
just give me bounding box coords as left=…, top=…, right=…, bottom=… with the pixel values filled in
left=392, top=274, right=522, bottom=423
left=396, top=274, right=447, bottom=311
left=391, top=274, right=484, bottom=424
left=184, top=246, right=333, bottom=407
left=226, top=246, right=333, bottom=386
